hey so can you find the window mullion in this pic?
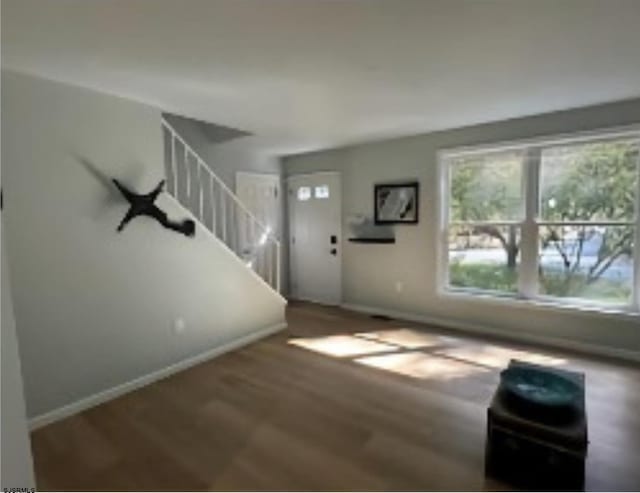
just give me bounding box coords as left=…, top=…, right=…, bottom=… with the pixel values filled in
left=634, top=147, right=640, bottom=311
left=438, top=156, right=451, bottom=291
left=518, top=148, right=541, bottom=299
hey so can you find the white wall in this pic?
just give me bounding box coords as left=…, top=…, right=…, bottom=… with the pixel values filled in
left=209, top=137, right=281, bottom=189
left=284, top=99, right=640, bottom=357
left=2, top=70, right=286, bottom=419
left=1, top=230, right=35, bottom=489
left=162, top=113, right=213, bottom=168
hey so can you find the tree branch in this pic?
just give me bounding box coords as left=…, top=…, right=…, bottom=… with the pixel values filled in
left=587, top=231, right=632, bottom=283
left=472, top=225, right=507, bottom=250
left=587, top=250, right=625, bottom=284
left=547, top=227, right=571, bottom=271
left=570, top=227, right=586, bottom=275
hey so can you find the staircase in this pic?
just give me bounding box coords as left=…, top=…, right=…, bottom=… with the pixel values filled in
left=161, top=118, right=281, bottom=293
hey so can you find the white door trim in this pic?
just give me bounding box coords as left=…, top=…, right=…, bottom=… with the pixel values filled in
left=286, top=171, right=341, bottom=180
left=237, top=170, right=280, bottom=181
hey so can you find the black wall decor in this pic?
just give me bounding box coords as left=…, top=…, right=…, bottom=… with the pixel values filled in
left=374, top=182, right=419, bottom=224
left=113, top=179, right=195, bottom=237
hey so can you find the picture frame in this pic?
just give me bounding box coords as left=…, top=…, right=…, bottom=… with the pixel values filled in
left=374, top=182, right=419, bottom=224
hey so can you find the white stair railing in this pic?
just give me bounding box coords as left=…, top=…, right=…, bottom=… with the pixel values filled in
left=161, top=118, right=280, bottom=293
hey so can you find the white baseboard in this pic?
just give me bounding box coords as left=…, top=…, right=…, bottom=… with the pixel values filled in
left=341, top=303, right=640, bottom=363
left=29, top=322, right=287, bottom=430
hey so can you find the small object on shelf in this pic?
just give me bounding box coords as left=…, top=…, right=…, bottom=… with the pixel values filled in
left=348, top=237, right=395, bottom=244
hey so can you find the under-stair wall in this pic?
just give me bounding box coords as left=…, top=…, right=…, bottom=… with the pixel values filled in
left=1, top=70, right=287, bottom=425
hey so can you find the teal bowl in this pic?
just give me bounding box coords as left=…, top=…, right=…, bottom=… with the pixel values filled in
left=500, top=367, right=580, bottom=408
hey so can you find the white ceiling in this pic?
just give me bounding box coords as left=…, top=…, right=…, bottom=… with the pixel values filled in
left=3, top=0, right=640, bottom=155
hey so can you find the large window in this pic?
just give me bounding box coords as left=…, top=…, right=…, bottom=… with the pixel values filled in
left=441, top=129, right=640, bottom=312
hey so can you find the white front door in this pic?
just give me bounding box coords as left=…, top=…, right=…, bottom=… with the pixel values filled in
left=288, top=172, right=341, bottom=305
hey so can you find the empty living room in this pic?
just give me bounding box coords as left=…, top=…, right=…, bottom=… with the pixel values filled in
left=2, top=0, right=640, bottom=491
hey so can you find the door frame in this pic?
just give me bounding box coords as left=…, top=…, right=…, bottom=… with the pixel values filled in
left=287, top=171, right=342, bottom=305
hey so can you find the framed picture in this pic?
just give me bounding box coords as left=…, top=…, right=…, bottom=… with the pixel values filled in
left=374, top=182, right=419, bottom=224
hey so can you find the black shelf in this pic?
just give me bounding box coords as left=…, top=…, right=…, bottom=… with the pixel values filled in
left=348, top=237, right=395, bottom=244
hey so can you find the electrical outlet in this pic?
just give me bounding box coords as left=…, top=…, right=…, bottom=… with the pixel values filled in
left=173, top=318, right=186, bottom=334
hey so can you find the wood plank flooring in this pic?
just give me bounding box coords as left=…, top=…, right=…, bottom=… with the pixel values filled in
left=31, top=301, right=640, bottom=491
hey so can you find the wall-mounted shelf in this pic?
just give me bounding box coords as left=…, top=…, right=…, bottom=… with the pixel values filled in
left=348, top=237, right=395, bottom=244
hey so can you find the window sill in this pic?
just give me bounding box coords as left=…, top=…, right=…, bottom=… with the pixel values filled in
left=438, top=288, right=640, bottom=322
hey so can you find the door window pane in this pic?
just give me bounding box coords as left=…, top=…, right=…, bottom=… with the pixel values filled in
left=540, top=139, right=639, bottom=221
left=448, top=225, right=520, bottom=293
left=538, top=225, right=634, bottom=304
left=315, top=185, right=330, bottom=199
left=449, top=151, right=524, bottom=221
left=297, top=186, right=311, bottom=201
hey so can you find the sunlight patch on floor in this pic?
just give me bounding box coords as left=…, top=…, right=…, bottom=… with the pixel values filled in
left=355, top=352, right=489, bottom=380
left=288, top=335, right=398, bottom=357
left=287, top=332, right=565, bottom=381
left=436, top=345, right=567, bottom=369
left=355, top=328, right=455, bottom=349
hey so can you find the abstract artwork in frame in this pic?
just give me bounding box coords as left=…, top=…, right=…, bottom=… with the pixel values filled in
left=374, top=182, right=419, bottom=224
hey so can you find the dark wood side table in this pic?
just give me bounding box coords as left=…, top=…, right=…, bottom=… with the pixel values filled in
left=485, top=360, right=588, bottom=490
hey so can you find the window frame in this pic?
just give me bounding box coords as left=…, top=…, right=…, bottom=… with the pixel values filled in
left=437, top=125, right=640, bottom=315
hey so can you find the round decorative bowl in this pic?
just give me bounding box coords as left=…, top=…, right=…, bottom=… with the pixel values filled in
left=500, top=367, right=580, bottom=409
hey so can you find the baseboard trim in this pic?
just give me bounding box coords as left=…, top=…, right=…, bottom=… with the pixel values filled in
left=29, top=322, right=287, bottom=430
left=341, top=303, right=640, bottom=364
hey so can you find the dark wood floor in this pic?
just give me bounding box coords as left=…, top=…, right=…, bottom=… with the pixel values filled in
left=32, top=302, right=640, bottom=491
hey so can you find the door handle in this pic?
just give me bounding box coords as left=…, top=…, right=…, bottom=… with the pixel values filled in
left=330, top=248, right=337, bottom=256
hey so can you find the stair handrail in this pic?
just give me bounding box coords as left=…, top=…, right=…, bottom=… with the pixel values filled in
left=161, top=118, right=278, bottom=243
